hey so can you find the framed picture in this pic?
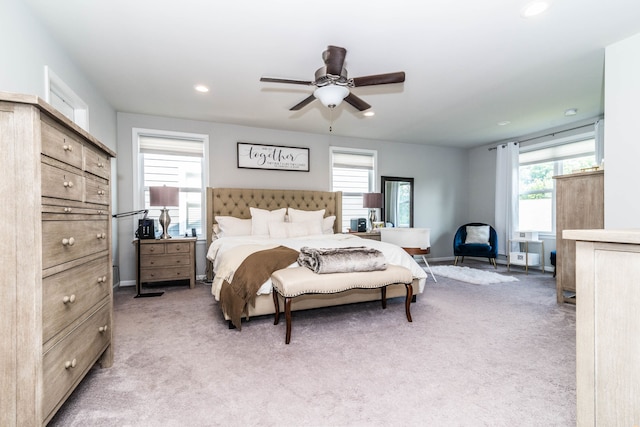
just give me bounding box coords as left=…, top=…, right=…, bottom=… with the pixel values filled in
left=237, top=142, right=310, bottom=172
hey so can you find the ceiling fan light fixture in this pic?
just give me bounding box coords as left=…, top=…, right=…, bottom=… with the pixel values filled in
left=314, top=85, right=349, bottom=108
left=521, top=1, right=550, bottom=18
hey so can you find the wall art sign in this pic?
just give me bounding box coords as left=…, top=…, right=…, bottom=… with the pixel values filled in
left=237, top=142, right=310, bottom=172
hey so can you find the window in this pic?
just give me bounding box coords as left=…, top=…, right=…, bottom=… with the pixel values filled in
left=45, top=66, right=89, bottom=130
left=518, top=137, right=595, bottom=233
left=330, top=147, right=377, bottom=232
left=133, top=129, right=208, bottom=238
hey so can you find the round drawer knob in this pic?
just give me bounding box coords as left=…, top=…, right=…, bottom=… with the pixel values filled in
left=61, top=237, right=75, bottom=246
left=98, top=162, right=104, bottom=168
left=97, top=190, right=105, bottom=196
left=63, top=144, right=73, bottom=152
left=63, top=207, right=72, bottom=213
left=62, top=294, right=76, bottom=304
left=97, top=276, right=107, bottom=283
left=64, top=358, right=77, bottom=369
left=98, top=325, right=109, bottom=333
left=96, top=233, right=106, bottom=239
left=63, top=181, right=74, bottom=188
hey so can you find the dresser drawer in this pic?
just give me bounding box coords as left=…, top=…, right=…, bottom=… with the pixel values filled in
left=42, top=220, right=109, bottom=269
left=84, top=145, right=111, bottom=179
left=140, top=253, right=190, bottom=268
left=85, top=176, right=110, bottom=205
left=43, top=257, right=110, bottom=343
left=41, top=162, right=84, bottom=202
left=41, top=117, right=83, bottom=169
left=140, top=266, right=192, bottom=282
left=42, top=302, right=111, bottom=419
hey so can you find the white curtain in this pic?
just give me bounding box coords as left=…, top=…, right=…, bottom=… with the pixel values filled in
left=595, top=118, right=605, bottom=165
left=495, top=142, right=519, bottom=257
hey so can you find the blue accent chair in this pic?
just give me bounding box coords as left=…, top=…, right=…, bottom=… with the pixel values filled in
left=453, top=223, right=498, bottom=268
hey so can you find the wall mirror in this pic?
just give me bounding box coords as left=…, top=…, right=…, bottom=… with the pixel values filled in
left=381, top=176, right=414, bottom=227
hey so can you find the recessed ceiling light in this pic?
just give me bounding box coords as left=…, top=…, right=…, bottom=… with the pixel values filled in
left=194, top=84, right=209, bottom=93
left=564, top=108, right=578, bottom=116
left=521, top=1, right=550, bottom=18
left=363, top=111, right=375, bottom=117
left=497, top=120, right=511, bottom=126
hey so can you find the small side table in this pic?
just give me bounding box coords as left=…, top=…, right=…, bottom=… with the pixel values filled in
left=346, top=231, right=381, bottom=241
left=507, top=239, right=545, bottom=274
left=134, top=237, right=196, bottom=295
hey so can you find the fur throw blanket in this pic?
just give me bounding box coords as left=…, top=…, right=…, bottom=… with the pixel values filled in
left=298, top=246, right=387, bottom=274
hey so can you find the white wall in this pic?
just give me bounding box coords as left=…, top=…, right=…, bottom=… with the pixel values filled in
left=116, top=112, right=468, bottom=284
left=0, top=0, right=116, bottom=148
left=604, top=32, right=640, bottom=228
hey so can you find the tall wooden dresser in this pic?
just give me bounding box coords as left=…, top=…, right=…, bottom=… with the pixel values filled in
left=0, top=92, right=116, bottom=426
left=553, top=170, right=604, bottom=304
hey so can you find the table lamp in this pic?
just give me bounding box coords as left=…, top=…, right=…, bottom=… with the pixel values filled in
left=363, top=192, right=383, bottom=231
left=149, top=185, right=179, bottom=239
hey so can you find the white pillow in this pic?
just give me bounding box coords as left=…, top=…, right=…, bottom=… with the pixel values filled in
left=465, top=225, right=490, bottom=244
left=215, top=216, right=252, bottom=237
left=250, top=207, right=287, bottom=236
left=287, top=207, right=325, bottom=223
left=322, top=215, right=336, bottom=234
left=268, top=220, right=323, bottom=238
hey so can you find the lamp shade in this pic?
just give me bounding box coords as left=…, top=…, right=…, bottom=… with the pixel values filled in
left=149, top=186, right=179, bottom=207
left=314, top=85, right=349, bottom=108
left=363, top=192, right=383, bottom=209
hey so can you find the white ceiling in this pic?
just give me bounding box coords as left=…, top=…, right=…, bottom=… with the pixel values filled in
left=24, top=0, right=640, bottom=149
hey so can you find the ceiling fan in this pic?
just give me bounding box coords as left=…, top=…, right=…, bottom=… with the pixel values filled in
left=260, top=45, right=406, bottom=112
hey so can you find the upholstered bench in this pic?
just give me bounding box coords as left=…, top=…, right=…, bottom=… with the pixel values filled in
left=271, top=265, right=414, bottom=344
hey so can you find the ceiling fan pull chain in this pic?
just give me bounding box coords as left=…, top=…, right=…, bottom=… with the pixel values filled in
left=329, top=107, right=334, bottom=133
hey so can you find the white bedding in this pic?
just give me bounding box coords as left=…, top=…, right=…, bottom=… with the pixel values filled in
left=206, top=233, right=428, bottom=300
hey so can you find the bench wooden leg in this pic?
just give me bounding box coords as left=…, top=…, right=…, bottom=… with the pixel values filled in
left=380, top=286, right=387, bottom=309
left=405, top=283, right=413, bottom=322
left=272, top=289, right=280, bottom=325
left=285, top=297, right=292, bottom=344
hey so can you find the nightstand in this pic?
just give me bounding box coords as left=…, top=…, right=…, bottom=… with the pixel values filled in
left=135, top=237, right=196, bottom=290
left=347, top=231, right=381, bottom=241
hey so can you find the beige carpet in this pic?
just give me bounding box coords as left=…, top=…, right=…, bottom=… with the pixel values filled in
left=49, top=260, right=576, bottom=426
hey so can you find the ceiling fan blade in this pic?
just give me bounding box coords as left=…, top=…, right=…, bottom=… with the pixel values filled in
left=344, top=93, right=371, bottom=111
left=325, top=45, right=347, bottom=76
left=260, top=77, right=313, bottom=86
left=352, top=71, right=406, bottom=87
left=290, top=94, right=316, bottom=111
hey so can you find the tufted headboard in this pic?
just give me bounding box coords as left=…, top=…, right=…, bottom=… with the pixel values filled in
left=205, top=187, right=343, bottom=271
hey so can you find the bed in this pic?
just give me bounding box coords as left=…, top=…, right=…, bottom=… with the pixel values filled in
left=205, top=187, right=427, bottom=325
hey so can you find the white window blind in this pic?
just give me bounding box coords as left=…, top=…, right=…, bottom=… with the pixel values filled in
left=331, top=147, right=376, bottom=232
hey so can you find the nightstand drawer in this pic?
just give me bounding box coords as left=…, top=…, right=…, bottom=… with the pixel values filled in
left=166, top=242, right=192, bottom=254
left=43, top=257, right=110, bottom=343
left=140, top=243, right=166, bottom=255
left=42, top=301, right=111, bottom=419
left=140, top=266, right=192, bottom=282
left=140, top=253, right=190, bottom=268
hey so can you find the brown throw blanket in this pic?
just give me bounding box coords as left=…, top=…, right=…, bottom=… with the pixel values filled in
left=220, top=245, right=299, bottom=330
left=297, top=246, right=387, bottom=274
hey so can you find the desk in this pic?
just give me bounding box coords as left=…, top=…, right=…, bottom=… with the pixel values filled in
left=507, top=239, right=545, bottom=274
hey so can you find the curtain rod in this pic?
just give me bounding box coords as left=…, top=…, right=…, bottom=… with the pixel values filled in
left=487, top=121, right=597, bottom=151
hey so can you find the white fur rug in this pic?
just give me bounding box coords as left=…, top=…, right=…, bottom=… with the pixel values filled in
left=430, top=265, right=519, bottom=285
